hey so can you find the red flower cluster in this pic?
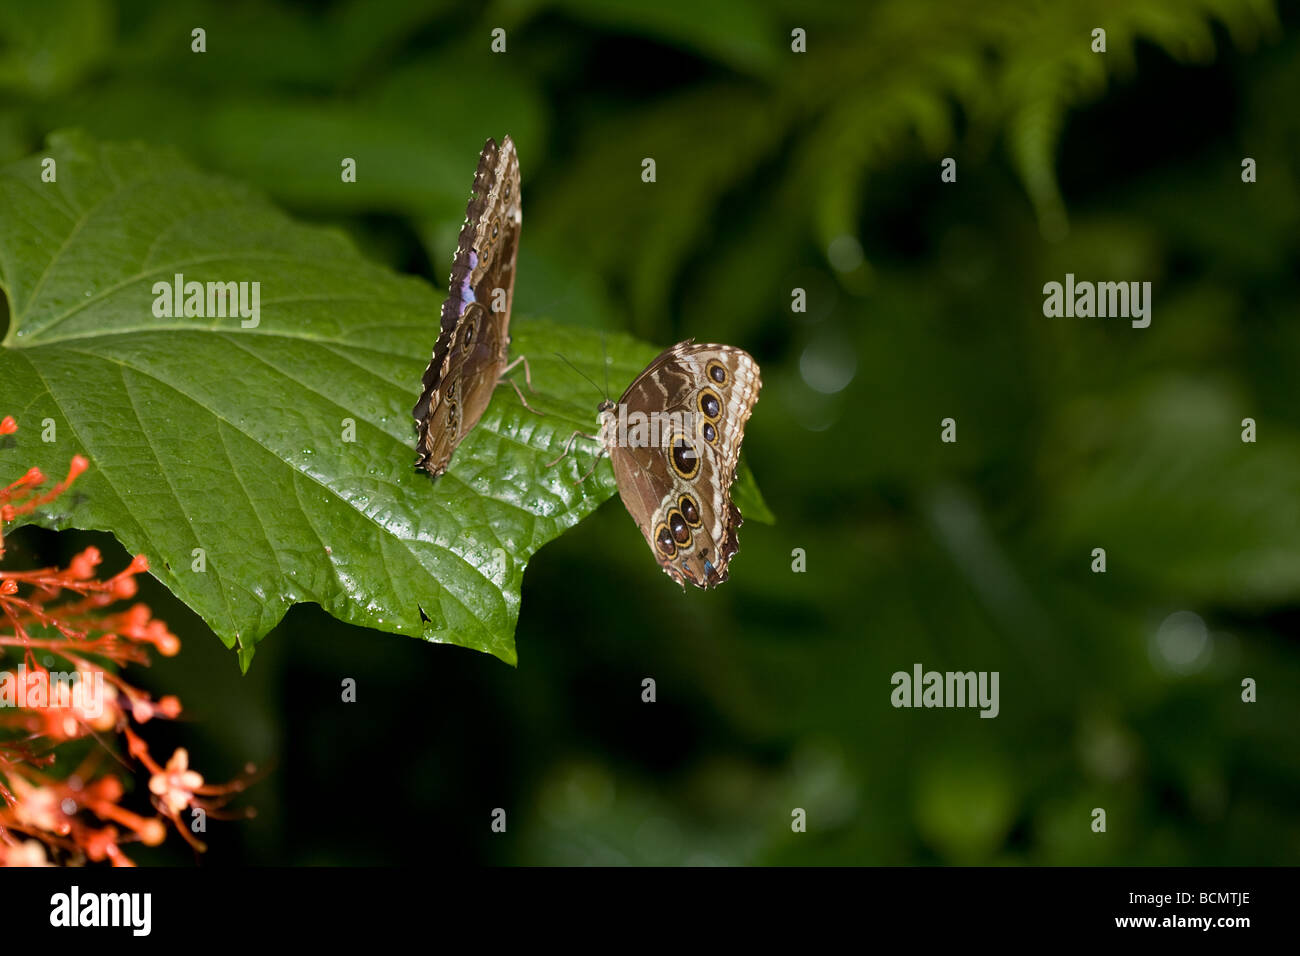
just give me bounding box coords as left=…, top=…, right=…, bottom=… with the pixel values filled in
left=0, top=415, right=253, bottom=865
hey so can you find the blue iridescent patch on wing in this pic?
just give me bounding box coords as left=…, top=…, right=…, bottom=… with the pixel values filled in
left=460, top=250, right=478, bottom=313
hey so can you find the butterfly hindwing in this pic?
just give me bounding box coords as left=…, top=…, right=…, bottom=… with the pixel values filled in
left=603, top=341, right=761, bottom=588
left=413, top=135, right=522, bottom=476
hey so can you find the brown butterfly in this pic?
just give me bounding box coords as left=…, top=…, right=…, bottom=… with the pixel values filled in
left=413, top=135, right=530, bottom=477
left=553, top=341, right=761, bottom=588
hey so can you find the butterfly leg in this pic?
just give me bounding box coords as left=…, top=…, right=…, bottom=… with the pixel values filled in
left=545, top=429, right=599, bottom=468
left=498, top=355, right=542, bottom=414
left=572, top=448, right=606, bottom=485
left=498, top=375, right=543, bottom=415
left=500, top=354, right=535, bottom=392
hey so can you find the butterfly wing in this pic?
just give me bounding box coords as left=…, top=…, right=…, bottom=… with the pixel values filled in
left=413, top=135, right=522, bottom=475
left=606, top=341, right=761, bottom=588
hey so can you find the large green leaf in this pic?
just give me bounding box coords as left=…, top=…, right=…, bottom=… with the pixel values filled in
left=0, top=132, right=770, bottom=670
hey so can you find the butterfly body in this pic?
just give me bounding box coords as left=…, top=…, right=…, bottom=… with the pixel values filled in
left=598, top=341, right=761, bottom=588
left=413, top=136, right=522, bottom=476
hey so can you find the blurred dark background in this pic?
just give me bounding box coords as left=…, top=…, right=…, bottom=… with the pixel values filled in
left=2, top=0, right=1299, bottom=864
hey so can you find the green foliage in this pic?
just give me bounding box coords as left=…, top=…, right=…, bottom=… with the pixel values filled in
left=1, top=1, right=1279, bottom=330
left=0, top=0, right=1296, bottom=868
left=0, top=132, right=770, bottom=669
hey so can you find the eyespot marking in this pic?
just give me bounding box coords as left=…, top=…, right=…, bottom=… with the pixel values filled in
left=669, top=433, right=700, bottom=479
left=668, top=509, right=690, bottom=544
left=680, top=494, right=702, bottom=527
left=698, top=389, right=721, bottom=422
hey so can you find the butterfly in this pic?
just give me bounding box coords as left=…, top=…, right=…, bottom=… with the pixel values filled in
left=413, top=135, right=530, bottom=477
left=552, top=341, right=761, bottom=588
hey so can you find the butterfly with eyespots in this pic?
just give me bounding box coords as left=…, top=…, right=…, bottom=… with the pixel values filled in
left=553, top=341, right=761, bottom=588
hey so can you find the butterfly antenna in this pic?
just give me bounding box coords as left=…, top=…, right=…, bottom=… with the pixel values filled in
left=600, top=333, right=610, bottom=402
left=552, top=352, right=604, bottom=399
